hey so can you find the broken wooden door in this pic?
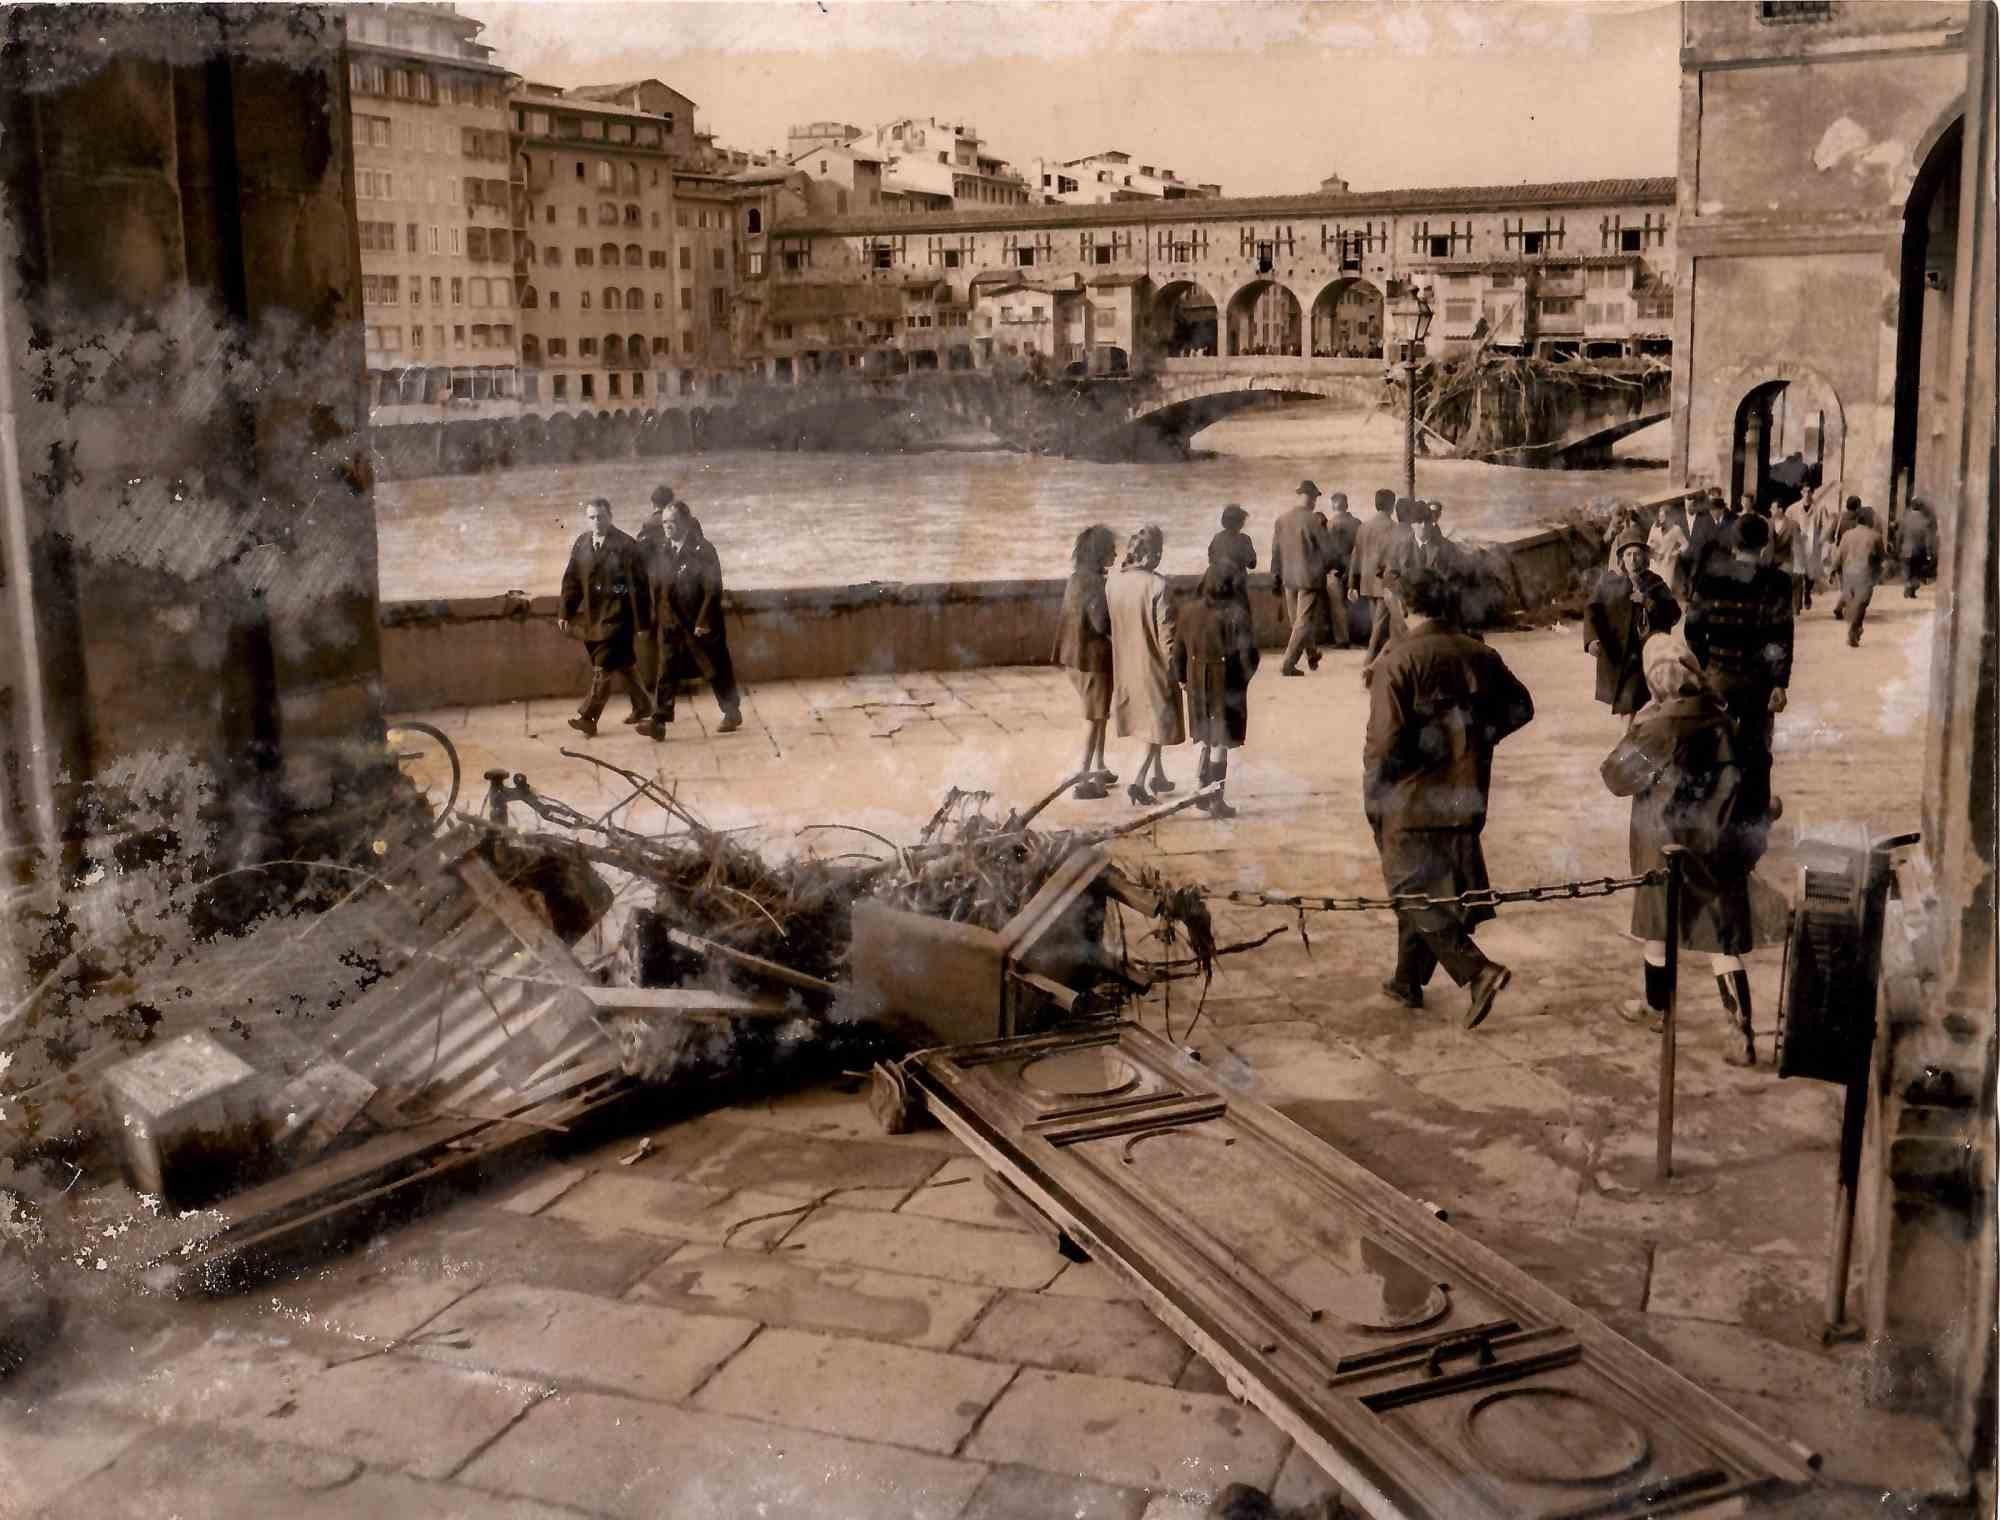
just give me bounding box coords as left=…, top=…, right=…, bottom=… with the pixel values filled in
left=910, top=1024, right=1818, bottom=1520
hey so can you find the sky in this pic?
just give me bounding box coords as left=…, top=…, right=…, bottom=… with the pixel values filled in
left=476, top=0, right=1684, bottom=197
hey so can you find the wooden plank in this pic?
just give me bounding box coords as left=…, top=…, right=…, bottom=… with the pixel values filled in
left=456, top=853, right=592, bottom=986
left=568, top=985, right=796, bottom=1021
left=662, top=927, right=839, bottom=997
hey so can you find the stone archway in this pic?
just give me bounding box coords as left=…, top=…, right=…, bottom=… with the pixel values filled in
left=1308, top=277, right=1384, bottom=358
left=1153, top=279, right=1220, bottom=358
left=1225, top=279, right=1303, bottom=357
left=1891, top=111, right=1963, bottom=518
left=1715, top=364, right=1847, bottom=510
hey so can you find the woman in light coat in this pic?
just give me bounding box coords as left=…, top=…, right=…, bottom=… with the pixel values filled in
left=1107, top=523, right=1184, bottom=804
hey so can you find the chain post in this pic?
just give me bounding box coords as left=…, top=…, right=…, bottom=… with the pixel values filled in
left=1657, top=846, right=1687, bottom=1183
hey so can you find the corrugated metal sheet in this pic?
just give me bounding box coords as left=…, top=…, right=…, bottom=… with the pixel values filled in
left=314, top=869, right=619, bottom=1122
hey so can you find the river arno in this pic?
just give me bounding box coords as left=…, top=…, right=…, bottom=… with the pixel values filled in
left=373, top=404, right=1668, bottom=602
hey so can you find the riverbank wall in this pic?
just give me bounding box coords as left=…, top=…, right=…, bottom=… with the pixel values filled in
left=379, top=523, right=1614, bottom=713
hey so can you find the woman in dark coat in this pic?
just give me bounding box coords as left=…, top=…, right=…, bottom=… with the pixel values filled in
left=1600, top=631, right=1769, bottom=1065
left=1173, top=561, right=1260, bottom=817
left=1585, top=528, right=1682, bottom=720
left=1055, top=524, right=1118, bottom=799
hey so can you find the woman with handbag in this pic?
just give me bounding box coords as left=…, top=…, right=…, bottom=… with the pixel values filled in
left=1600, top=631, right=1770, bottom=1065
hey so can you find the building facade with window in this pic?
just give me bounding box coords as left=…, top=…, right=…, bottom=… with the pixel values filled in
left=1029, top=150, right=1222, bottom=205
left=510, top=82, right=686, bottom=414
left=345, top=2, right=524, bottom=417
left=871, top=117, right=1032, bottom=208
left=768, top=177, right=1676, bottom=372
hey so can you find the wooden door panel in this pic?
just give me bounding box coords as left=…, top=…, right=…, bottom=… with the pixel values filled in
left=911, top=1023, right=1816, bottom=1520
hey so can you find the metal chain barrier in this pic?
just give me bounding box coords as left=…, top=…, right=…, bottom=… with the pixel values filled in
left=1213, top=868, right=1668, bottom=917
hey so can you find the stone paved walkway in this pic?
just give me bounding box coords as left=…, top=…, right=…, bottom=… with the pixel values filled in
left=4, top=591, right=1971, bottom=1518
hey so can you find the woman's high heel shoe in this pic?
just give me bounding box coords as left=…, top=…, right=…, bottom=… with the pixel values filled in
left=1127, top=783, right=1151, bottom=807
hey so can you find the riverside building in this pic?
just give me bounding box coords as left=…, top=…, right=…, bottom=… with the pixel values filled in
left=344, top=2, right=524, bottom=420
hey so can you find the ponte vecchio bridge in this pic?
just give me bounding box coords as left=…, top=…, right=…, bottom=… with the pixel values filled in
left=749, top=175, right=1677, bottom=455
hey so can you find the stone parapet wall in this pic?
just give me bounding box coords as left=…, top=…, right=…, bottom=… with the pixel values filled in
left=378, top=528, right=1593, bottom=712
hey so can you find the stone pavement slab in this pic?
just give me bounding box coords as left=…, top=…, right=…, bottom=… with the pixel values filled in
left=62, top=1335, right=542, bottom=1480
left=627, top=1243, right=994, bottom=1351
left=783, top=1206, right=1068, bottom=1290
left=273, top=1271, right=477, bottom=1350
left=968, top=1367, right=1288, bottom=1496
left=958, top=1463, right=1151, bottom=1520
left=409, top=1282, right=758, bottom=1403
left=0, top=1400, right=147, bottom=1517
left=24, top=1425, right=376, bottom=1520
left=722, top=1085, right=967, bottom=1153
left=461, top=1387, right=989, bottom=1520
left=957, top=1291, right=1190, bottom=1386
left=676, top=1124, right=945, bottom=1201
left=898, top=1156, right=1036, bottom=1231
left=545, top=1171, right=806, bottom=1247
left=1042, top=1260, right=1142, bottom=1302
left=694, top=1324, right=1016, bottom=1454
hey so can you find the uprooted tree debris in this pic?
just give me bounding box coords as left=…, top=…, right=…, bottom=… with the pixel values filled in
left=0, top=760, right=1271, bottom=1321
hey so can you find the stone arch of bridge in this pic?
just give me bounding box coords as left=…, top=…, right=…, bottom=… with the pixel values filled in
left=1307, top=275, right=1385, bottom=359
left=1224, top=278, right=1305, bottom=357
left=1152, top=278, right=1221, bottom=358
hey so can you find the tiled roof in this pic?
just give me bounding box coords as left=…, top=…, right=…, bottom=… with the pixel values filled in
left=780, top=176, right=1677, bottom=237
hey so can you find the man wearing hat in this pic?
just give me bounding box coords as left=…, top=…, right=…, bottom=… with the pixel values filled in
left=1270, top=480, right=1331, bottom=675
left=1586, top=527, right=1682, bottom=718
left=1349, top=488, right=1401, bottom=660
left=634, top=485, right=676, bottom=692
left=1829, top=504, right=1886, bottom=647
left=1318, top=491, right=1359, bottom=649
left=559, top=497, right=653, bottom=737
left=1208, top=504, right=1257, bottom=613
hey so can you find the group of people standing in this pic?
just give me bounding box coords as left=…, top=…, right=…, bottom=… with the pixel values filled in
left=1055, top=479, right=1531, bottom=1030
left=558, top=484, right=743, bottom=740
left=1587, top=481, right=1933, bottom=1065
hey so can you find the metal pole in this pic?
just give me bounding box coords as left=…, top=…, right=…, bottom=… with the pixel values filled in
left=1656, top=846, right=1686, bottom=1182
left=1404, top=355, right=1418, bottom=504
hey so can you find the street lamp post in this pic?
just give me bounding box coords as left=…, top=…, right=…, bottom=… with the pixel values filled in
left=1395, top=283, right=1434, bottom=504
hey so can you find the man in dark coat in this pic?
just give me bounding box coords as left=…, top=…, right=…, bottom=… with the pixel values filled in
left=559, top=498, right=652, bottom=737
left=1270, top=480, right=1329, bottom=676
left=1363, top=563, right=1535, bottom=1028
left=1831, top=505, right=1886, bottom=646
left=1349, top=487, right=1399, bottom=655
left=1586, top=528, right=1682, bottom=717
left=1683, top=513, right=1793, bottom=822
left=1899, top=497, right=1938, bottom=598
left=634, top=484, right=675, bottom=691
left=1680, top=488, right=1732, bottom=588
left=643, top=501, right=743, bottom=737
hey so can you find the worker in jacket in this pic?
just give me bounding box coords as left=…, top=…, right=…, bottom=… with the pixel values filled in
left=559, top=498, right=652, bottom=737
left=1586, top=528, right=1682, bottom=719
left=1899, top=497, right=1938, bottom=598
left=643, top=501, right=742, bottom=737
left=1360, top=497, right=1423, bottom=680
left=1270, top=481, right=1330, bottom=676
left=1319, top=491, right=1360, bottom=649
left=1830, top=506, right=1886, bottom=647
left=1363, top=561, right=1534, bottom=1029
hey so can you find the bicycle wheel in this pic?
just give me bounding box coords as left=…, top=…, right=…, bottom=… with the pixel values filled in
left=383, top=719, right=461, bottom=826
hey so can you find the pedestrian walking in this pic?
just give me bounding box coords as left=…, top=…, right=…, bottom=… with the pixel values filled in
left=1207, top=504, right=1257, bottom=613
left=1362, top=562, right=1534, bottom=1028
left=635, top=484, right=675, bottom=691
left=1682, top=488, right=1732, bottom=587
left=642, top=500, right=743, bottom=737
left=1107, top=524, right=1184, bottom=803
left=1600, top=632, right=1770, bottom=1065
left=1055, top=524, right=1119, bottom=800
left=1587, top=529, right=1682, bottom=719
left=1683, top=514, right=1793, bottom=825
left=1320, top=491, right=1359, bottom=650
left=1900, top=497, right=1938, bottom=598
left=1350, top=487, right=1400, bottom=657
left=1175, top=561, right=1260, bottom=818
left=1271, top=481, right=1329, bottom=676
left=559, top=498, right=652, bottom=738
left=635, top=483, right=674, bottom=553
left=1831, top=505, right=1886, bottom=646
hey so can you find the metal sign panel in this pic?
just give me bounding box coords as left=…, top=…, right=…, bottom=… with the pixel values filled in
left=911, top=1024, right=1818, bottom=1520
